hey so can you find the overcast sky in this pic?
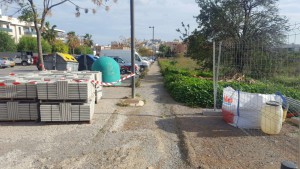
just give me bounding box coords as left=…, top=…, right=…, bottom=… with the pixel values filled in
left=1, top=0, right=300, bottom=45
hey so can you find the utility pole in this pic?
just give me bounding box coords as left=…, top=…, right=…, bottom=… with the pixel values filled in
left=130, top=0, right=135, bottom=98
left=149, top=26, right=155, bottom=56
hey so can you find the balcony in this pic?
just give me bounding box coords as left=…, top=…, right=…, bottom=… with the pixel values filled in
left=0, top=27, right=12, bottom=32
left=24, top=31, right=37, bottom=37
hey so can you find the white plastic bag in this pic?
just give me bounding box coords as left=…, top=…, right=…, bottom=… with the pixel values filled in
left=222, top=87, right=282, bottom=129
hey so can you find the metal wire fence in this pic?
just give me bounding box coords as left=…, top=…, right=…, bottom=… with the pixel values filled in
left=214, top=32, right=300, bottom=167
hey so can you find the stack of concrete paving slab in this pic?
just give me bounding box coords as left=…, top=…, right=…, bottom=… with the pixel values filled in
left=0, top=76, right=39, bottom=121
left=38, top=80, right=95, bottom=122
left=0, top=102, right=38, bottom=121
left=37, top=80, right=92, bottom=100
left=40, top=102, right=95, bottom=122
left=36, top=71, right=101, bottom=122
left=0, top=71, right=102, bottom=122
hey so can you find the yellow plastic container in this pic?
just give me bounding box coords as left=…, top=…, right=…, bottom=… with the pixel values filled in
left=57, top=52, right=78, bottom=62
left=282, top=108, right=288, bottom=122
left=260, top=101, right=283, bottom=135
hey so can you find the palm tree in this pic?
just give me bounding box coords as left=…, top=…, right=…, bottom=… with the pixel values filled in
left=66, top=31, right=80, bottom=54
left=83, top=33, right=93, bottom=47
left=42, top=21, right=58, bottom=47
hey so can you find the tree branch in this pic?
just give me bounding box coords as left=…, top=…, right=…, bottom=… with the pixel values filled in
left=48, top=0, right=68, bottom=10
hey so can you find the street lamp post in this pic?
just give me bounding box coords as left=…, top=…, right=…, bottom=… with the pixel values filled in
left=130, top=0, right=135, bottom=98
left=149, top=26, right=155, bottom=56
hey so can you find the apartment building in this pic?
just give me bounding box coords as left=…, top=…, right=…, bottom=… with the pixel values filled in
left=0, top=15, right=36, bottom=43
left=0, top=10, right=65, bottom=43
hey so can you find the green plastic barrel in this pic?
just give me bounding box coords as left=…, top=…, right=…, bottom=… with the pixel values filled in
left=91, top=56, right=121, bottom=85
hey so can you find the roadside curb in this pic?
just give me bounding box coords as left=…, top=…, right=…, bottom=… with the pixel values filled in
left=202, top=109, right=222, bottom=116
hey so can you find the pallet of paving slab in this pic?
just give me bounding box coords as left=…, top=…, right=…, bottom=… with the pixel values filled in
left=0, top=102, right=39, bottom=121
left=36, top=80, right=93, bottom=100
left=40, top=100, right=95, bottom=122
left=0, top=83, right=37, bottom=99
left=38, top=91, right=95, bottom=104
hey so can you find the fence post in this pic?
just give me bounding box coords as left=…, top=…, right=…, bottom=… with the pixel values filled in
left=213, top=41, right=216, bottom=111
left=216, top=42, right=222, bottom=108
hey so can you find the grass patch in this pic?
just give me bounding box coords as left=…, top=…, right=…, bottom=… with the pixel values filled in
left=116, top=101, right=129, bottom=107
left=139, top=68, right=149, bottom=79
left=135, top=78, right=141, bottom=87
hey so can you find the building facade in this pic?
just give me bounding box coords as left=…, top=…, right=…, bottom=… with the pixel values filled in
left=0, top=12, right=65, bottom=43
left=0, top=15, right=36, bottom=43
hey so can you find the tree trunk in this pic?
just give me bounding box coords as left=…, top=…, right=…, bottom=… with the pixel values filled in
left=37, top=30, right=44, bottom=70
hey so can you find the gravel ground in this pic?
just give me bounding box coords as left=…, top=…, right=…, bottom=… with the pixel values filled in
left=0, top=61, right=299, bottom=169
left=0, top=62, right=191, bottom=169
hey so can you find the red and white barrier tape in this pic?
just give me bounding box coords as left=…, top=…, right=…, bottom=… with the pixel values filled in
left=0, top=81, right=37, bottom=86
left=3, top=72, right=136, bottom=87
left=91, top=73, right=136, bottom=86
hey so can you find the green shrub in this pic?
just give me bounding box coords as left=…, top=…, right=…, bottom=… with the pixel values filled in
left=159, top=59, right=300, bottom=108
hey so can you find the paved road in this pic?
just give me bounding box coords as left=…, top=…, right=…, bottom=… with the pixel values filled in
left=0, top=65, right=38, bottom=76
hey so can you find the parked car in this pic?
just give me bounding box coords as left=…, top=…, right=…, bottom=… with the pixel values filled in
left=0, top=58, right=6, bottom=68
left=0, top=57, right=11, bottom=68
left=14, top=51, right=33, bottom=66
left=108, top=56, right=139, bottom=74
left=8, top=58, right=15, bottom=67
left=2, top=57, right=15, bottom=67
left=142, top=57, right=154, bottom=64
left=33, top=55, right=39, bottom=65
left=100, top=49, right=150, bottom=71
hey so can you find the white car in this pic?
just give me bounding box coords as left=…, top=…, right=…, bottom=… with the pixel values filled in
left=2, top=58, right=13, bottom=67
left=14, top=54, right=33, bottom=66
left=142, top=57, right=154, bottom=64
left=0, top=58, right=5, bottom=68
left=0, top=58, right=10, bottom=68
left=100, top=49, right=149, bottom=71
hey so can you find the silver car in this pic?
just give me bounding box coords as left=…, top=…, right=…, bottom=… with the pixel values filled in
left=2, top=58, right=12, bottom=67
left=0, top=58, right=7, bottom=68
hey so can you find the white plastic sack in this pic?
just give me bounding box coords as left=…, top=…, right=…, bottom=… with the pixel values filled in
left=222, top=87, right=282, bottom=129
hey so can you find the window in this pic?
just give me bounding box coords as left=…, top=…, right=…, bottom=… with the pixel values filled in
left=18, top=27, right=22, bottom=35
left=135, top=54, right=141, bottom=62
left=24, top=27, right=30, bottom=32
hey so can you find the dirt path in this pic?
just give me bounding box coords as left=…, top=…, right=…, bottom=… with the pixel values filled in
left=0, top=62, right=194, bottom=169
left=0, top=61, right=299, bottom=169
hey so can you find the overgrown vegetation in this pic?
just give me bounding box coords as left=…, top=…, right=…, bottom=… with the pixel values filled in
left=177, top=0, right=289, bottom=71
left=0, top=31, right=16, bottom=52
left=17, top=36, right=51, bottom=53
left=159, top=58, right=300, bottom=108
left=139, top=68, right=149, bottom=79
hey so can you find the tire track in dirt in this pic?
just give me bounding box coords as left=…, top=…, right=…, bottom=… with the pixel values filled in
left=169, top=105, right=196, bottom=168
left=92, top=109, right=119, bottom=143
